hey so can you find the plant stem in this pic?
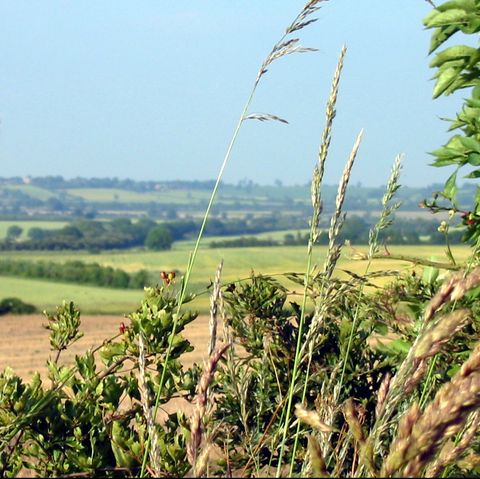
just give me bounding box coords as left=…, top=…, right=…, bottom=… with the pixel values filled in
left=419, top=355, right=438, bottom=409
left=141, top=86, right=258, bottom=478
left=277, top=236, right=315, bottom=476
left=369, top=253, right=462, bottom=270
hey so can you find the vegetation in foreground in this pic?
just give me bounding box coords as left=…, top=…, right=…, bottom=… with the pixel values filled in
left=3, top=1, right=480, bottom=477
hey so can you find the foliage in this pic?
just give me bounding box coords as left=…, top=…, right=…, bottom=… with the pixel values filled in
left=0, top=258, right=155, bottom=290
left=144, top=225, right=173, bottom=251
left=5, top=225, right=22, bottom=240
left=0, top=283, right=199, bottom=477
left=0, top=218, right=162, bottom=252
left=424, top=0, right=480, bottom=246
left=0, top=297, right=36, bottom=315
left=209, top=236, right=279, bottom=248
left=4, top=263, right=480, bottom=476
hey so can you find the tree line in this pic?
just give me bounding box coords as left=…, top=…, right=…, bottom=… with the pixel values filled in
left=0, top=214, right=464, bottom=252
left=0, top=218, right=173, bottom=251
left=209, top=216, right=464, bottom=248
left=0, top=215, right=310, bottom=251
left=0, top=259, right=156, bottom=289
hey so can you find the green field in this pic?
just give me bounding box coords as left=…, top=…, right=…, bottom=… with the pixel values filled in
left=3, top=184, right=57, bottom=200
left=62, top=187, right=285, bottom=206
left=0, top=244, right=471, bottom=314
left=0, top=221, right=68, bottom=239
left=0, top=276, right=144, bottom=314
left=63, top=188, right=214, bottom=204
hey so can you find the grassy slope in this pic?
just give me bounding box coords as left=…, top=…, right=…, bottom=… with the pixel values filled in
left=0, top=276, right=143, bottom=314
left=63, top=188, right=213, bottom=204
left=0, top=244, right=470, bottom=314
left=3, top=184, right=57, bottom=200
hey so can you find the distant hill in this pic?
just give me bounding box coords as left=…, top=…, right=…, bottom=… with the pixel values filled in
left=0, top=175, right=473, bottom=222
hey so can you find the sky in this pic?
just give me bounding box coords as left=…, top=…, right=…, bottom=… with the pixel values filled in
left=0, top=0, right=472, bottom=187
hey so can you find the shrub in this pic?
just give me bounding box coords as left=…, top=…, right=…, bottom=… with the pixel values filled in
left=145, top=225, right=173, bottom=250
left=0, top=297, right=36, bottom=315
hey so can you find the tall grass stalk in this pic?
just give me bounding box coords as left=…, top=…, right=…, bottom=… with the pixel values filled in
left=291, top=129, right=364, bottom=475
left=338, top=155, right=402, bottom=390
left=382, top=340, right=480, bottom=477
left=208, top=259, right=224, bottom=356
left=275, top=43, right=346, bottom=476
left=143, top=1, right=329, bottom=474
left=292, top=130, right=362, bottom=475
left=299, top=154, right=402, bottom=476
left=187, top=343, right=230, bottom=476
left=430, top=410, right=480, bottom=477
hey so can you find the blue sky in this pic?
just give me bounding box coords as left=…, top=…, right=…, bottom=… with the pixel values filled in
left=0, top=1, right=470, bottom=186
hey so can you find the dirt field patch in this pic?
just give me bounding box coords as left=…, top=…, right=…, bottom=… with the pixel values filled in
left=0, top=313, right=215, bottom=381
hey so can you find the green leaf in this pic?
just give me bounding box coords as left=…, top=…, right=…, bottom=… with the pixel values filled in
left=424, top=9, right=469, bottom=28
left=447, top=363, right=461, bottom=378
left=433, top=67, right=461, bottom=98
left=428, top=25, right=459, bottom=54
left=473, top=84, right=480, bottom=99
left=99, top=342, right=126, bottom=363
left=465, top=169, right=480, bottom=178
left=459, top=15, right=480, bottom=33
left=444, top=169, right=458, bottom=200
left=76, top=351, right=96, bottom=380
left=432, top=157, right=461, bottom=167
left=468, top=152, right=480, bottom=166
left=430, top=45, right=478, bottom=68
left=459, top=136, right=480, bottom=153
left=423, top=265, right=439, bottom=285
left=446, top=134, right=467, bottom=150
left=436, top=0, right=476, bottom=12
left=374, top=338, right=411, bottom=357
left=375, top=322, right=388, bottom=335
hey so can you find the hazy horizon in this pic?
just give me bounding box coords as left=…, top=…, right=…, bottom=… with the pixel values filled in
left=0, top=173, right=456, bottom=190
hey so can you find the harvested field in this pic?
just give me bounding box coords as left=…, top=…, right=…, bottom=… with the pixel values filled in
left=0, top=314, right=216, bottom=381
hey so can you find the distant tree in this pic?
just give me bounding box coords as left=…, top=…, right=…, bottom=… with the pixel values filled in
left=145, top=226, right=173, bottom=251
left=339, top=216, right=369, bottom=243
left=129, top=269, right=152, bottom=289
left=84, top=209, right=97, bottom=219
left=0, top=297, right=36, bottom=315
left=46, top=197, right=66, bottom=212
left=6, top=225, right=22, bottom=240
left=59, top=225, right=83, bottom=240
left=165, top=207, right=178, bottom=220
left=27, top=227, right=46, bottom=241
left=135, top=218, right=157, bottom=239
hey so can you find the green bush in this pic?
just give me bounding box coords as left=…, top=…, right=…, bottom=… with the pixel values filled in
left=0, top=297, right=36, bottom=315
left=145, top=225, right=173, bottom=251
